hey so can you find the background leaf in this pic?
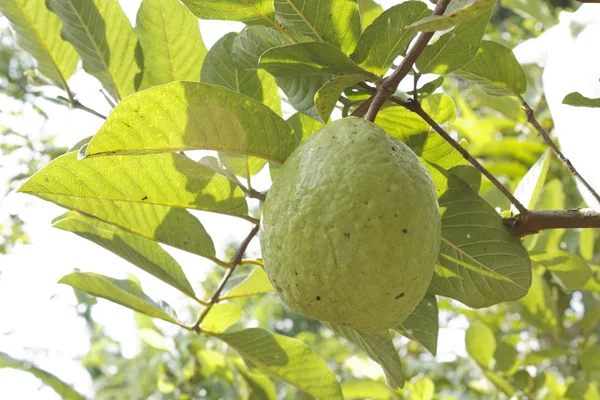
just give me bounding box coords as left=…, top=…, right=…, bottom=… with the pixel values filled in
left=180, top=0, right=279, bottom=27
left=342, top=379, right=395, bottom=400
left=395, top=295, right=438, bottom=356
left=232, top=26, right=291, bottom=70
left=465, top=321, right=496, bottom=368
left=315, top=74, right=365, bottom=121
left=201, top=304, right=244, bottom=333
left=562, top=92, right=600, bottom=108
left=453, top=40, right=527, bottom=96
left=0, top=0, right=78, bottom=95
left=217, top=328, right=343, bottom=399
left=357, top=0, right=383, bottom=30
left=46, top=0, right=139, bottom=102
left=276, top=74, right=333, bottom=121
left=512, top=149, right=551, bottom=214
left=532, top=252, right=592, bottom=292
left=409, top=0, right=496, bottom=32
left=135, top=0, right=207, bottom=90
left=220, top=267, right=274, bottom=300
left=53, top=211, right=196, bottom=297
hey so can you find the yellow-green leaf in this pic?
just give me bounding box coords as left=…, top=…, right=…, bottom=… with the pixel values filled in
left=220, top=267, right=274, bottom=300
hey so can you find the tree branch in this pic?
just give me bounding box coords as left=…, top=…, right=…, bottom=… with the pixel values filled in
left=504, top=209, right=600, bottom=237
left=57, top=95, right=107, bottom=120
left=364, top=0, right=452, bottom=122
left=520, top=99, right=600, bottom=205
left=191, top=224, right=260, bottom=332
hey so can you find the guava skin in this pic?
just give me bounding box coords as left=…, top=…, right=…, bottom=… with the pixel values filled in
left=260, top=117, right=441, bottom=331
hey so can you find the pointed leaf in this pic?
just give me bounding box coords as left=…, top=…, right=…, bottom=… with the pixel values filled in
left=237, top=363, right=278, bottom=400
left=519, top=269, right=558, bottom=331
left=562, top=92, right=600, bottom=108
left=426, top=163, right=532, bottom=307
left=287, top=112, right=325, bottom=141
left=0, top=0, right=78, bottom=95
left=328, top=323, right=404, bottom=389
left=59, top=272, right=179, bottom=324
left=221, top=267, right=274, bottom=300
left=260, top=42, right=376, bottom=78
left=219, top=153, right=268, bottom=178
left=232, top=26, right=292, bottom=70
left=358, top=0, right=383, bottom=30
left=465, top=321, right=496, bottom=368
left=84, top=82, right=296, bottom=162
left=18, top=152, right=249, bottom=219
left=276, top=74, right=333, bottom=121
left=53, top=211, right=196, bottom=297
left=274, top=0, right=360, bottom=54
left=180, top=0, right=279, bottom=27
left=512, top=149, right=551, bottom=213
left=395, top=295, right=438, bottom=356
left=202, top=304, right=244, bottom=333
left=342, top=379, right=394, bottom=400
left=416, top=9, right=490, bottom=74
left=453, top=40, right=527, bottom=96
left=315, top=74, right=366, bottom=121
left=217, top=328, right=343, bottom=399
left=136, top=0, right=207, bottom=90
left=198, top=156, right=245, bottom=188
left=46, top=0, right=139, bottom=102
left=351, top=1, right=431, bottom=76
left=409, top=0, right=496, bottom=32
left=532, top=251, right=592, bottom=292
left=0, top=352, right=86, bottom=400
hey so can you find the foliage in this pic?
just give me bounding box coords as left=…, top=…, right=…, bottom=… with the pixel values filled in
left=1, top=0, right=600, bottom=398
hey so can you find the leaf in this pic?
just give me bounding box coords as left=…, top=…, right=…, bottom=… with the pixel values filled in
left=410, top=377, right=435, bottom=400
left=582, top=306, right=600, bottom=338
left=411, top=76, right=445, bottom=99
left=351, top=1, right=431, bottom=76
left=494, top=341, right=519, bottom=375
left=580, top=229, right=596, bottom=262
left=465, top=321, right=496, bottom=368
left=276, top=74, right=333, bottom=121
left=315, top=74, right=366, bottom=121
left=135, top=0, right=207, bottom=90
left=342, top=379, right=395, bottom=400
left=328, top=323, right=404, bottom=389
left=198, top=156, right=245, bottom=188
left=180, top=0, right=278, bottom=27
left=0, top=0, right=78, bottom=96
left=524, top=348, right=569, bottom=365
left=416, top=9, right=490, bottom=74
left=562, top=92, right=600, bottom=108
left=46, top=0, right=139, bottom=102
left=53, top=211, right=196, bottom=297
left=220, top=267, right=274, bottom=300
left=453, top=40, right=527, bottom=96
left=532, top=251, right=592, bottom=292
left=395, top=295, right=438, bottom=356
left=84, top=82, right=296, bottom=162
left=426, top=163, right=532, bottom=308
left=273, top=0, right=360, bottom=54
left=232, top=26, right=292, bottom=70
left=219, top=153, right=268, bottom=178
left=201, top=304, right=244, bottom=333
left=0, top=352, right=86, bottom=400
left=519, top=269, right=558, bottom=331
left=409, top=0, right=496, bottom=32
left=565, top=379, right=600, bottom=400
left=580, top=346, right=600, bottom=371
left=358, top=0, right=383, bottom=30
left=59, top=272, right=179, bottom=324
left=237, top=363, right=278, bottom=400
left=511, top=149, right=551, bottom=214
left=217, top=328, right=343, bottom=398
left=484, top=370, right=515, bottom=396
left=260, top=42, right=376, bottom=78
left=287, top=112, right=325, bottom=141
left=18, top=152, right=249, bottom=220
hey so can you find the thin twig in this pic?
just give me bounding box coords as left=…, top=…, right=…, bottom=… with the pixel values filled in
left=520, top=98, right=600, bottom=205
left=57, top=96, right=107, bottom=120
left=504, top=209, right=600, bottom=237
left=191, top=224, right=260, bottom=332
left=363, top=0, right=452, bottom=122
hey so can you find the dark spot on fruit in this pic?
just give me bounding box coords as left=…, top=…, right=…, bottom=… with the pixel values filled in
left=316, top=296, right=321, bottom=301
left=276, top=286, right=283, bottom=293
left=395, top=292, right=405, bottom=299
left=141, top=196, right=148, bottom=201
left=395, top=213, right=399, bottom=217
left=403, top=228, right=408, bottom=233
left=483, top=247, right=487, bottom=251
left=392, top=146, right=396, bottom=151
left=295, top=272, right=298, bottom=275
left=344, top=233, right=350, bottom=238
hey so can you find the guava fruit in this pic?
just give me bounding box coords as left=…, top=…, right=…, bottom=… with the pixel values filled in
left=260, top=117, right=441, bottom=330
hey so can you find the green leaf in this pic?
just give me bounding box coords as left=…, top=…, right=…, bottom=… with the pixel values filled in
left=135, top=0, right=207, bottom=90
left=416, top=9, right=490, bottom=74
left=580, top=346, right=600, bottom=371
left=565, top=380, right=600, bottom=400
left=217, top=328, right=343, bottom=399
left=237, top=363, right=278, bottom=400
left=502, top=0, right=555, bottom=28
left=46, top=0, right=139, bottom=102
left=328, top=323, right=404, bottom=389
left=562, top=92, right=600, bottom=108
left=180, top=0, right=278, bottom=27
left=342, top=379, right=395, bottom=400
left=358, top=0, right=383, bottom=31
left=59, top=272, right=180, bottom=324
left=580, top=229, right=596, bottom=261
left=260, top=42, right=376, bottom=78
left=315, top=74, right=366, bottom=121
left=0, top=352, right=86, bottom=400
left=274, top=0, right=360, bottom=54
left=53, top=211, right=196, bottom=297
left=409, top=0, right=496, bottom=32
left=465, top=321, right=496, bottom=368
left=84, top=82, right=296, bottom=162
left=201, top=304, right=244, bottom=333
left=524, top=348, right=569, bottom=365
left=220, top=267, right=274, bottom=300
left=494, top=341, right=519, bottom=375
left=395, top=295, right=438, bottom=356
left=512, top=149, right=551, bottom=213
left=276, top=74, right=333, bottom=121
left=581, top=306, right=600, bottom=338
left=425, top=163, right=531, bottom=307
left=532, top=251, right=592, bottom=292
left=351, top=1, right=431, bottom=76
left=410, top=377, right=435, bottom=400
left=232, top=26, right=292, bottom=70
left=484, top=370, right=515, bottom=396
left=18, top=152, right=249, bottom=220
left=219, top=153, right=267, bottom=178
left=519, top=269, right=558, bottom=331
left=0, top=0, right=78, bottom=96
left=287, top=112, right=326, bottom=141
left=411, top=76, right=445, bottom=99
left=453, top=40, right=527, bottom=96
left=198, top=156, right=245, bottom=188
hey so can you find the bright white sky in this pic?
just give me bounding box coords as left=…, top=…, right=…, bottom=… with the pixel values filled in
left=12, top=0, right=600, bottom=397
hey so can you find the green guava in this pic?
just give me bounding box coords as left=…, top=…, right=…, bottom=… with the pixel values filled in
left=260, top=117, right=441, bottom=330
